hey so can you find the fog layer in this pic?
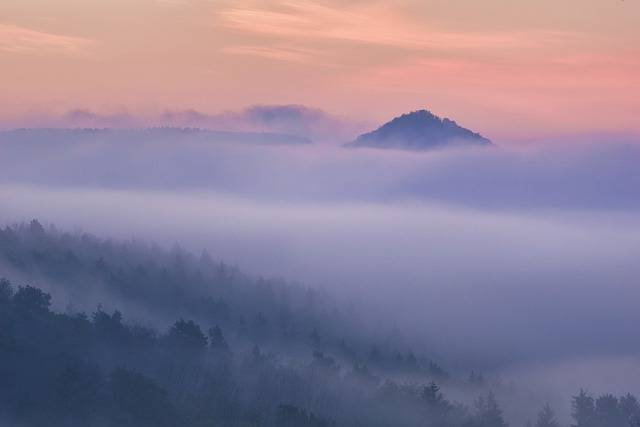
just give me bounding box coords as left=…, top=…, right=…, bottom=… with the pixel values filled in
left=1, top=129, right=639, bottom=396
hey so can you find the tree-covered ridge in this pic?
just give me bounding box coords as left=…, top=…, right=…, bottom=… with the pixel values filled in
left=2, top=221, right=640, bottom=426
left=0, top=220, right=446, bottom=379
left=2, top=279, right=638, bottom=426
left=0, top=277, right=497, bottom=427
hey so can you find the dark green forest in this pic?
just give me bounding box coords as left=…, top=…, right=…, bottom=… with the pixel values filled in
left=1, top=220, right=639, bottom=426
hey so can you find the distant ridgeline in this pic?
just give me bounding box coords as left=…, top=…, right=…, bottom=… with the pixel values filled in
left=346, top=110, right=491, bottom=150
left=0, top=127, right=311, bottom=146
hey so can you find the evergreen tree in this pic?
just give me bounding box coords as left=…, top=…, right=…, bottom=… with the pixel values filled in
left=13, top=285, right=51, bottom=313
left=166, top=319, right=207, bottom=351
left=620, top=393, right=640, bottom=426
left=422, top=382, right=452, bottom=425
left=572, top=389, right=595, bottom=427
left=594, top=394, right=623, bottom=427
left=208, top=325, right=229, bottom=350
left=0, top=278, right=13, bottom=304
left=535, top=403, right=560, bottom=427
left=470, top=392, right=508, bottom=427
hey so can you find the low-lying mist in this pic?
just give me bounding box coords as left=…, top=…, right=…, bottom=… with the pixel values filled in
left=1, top=129, right=639, bottom=416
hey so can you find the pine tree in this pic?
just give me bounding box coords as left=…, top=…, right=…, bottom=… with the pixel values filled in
left=536, top=403, right=560, bottom=427
left=572, top=389, right=595, bottom=427
left=208, top=325, right=229, bottom=350
left=471, top=392, right=508, bottom=427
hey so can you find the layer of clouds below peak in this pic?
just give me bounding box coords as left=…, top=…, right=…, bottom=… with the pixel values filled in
left=0, top=130, right=639, bottom=402
left=0, top=129, right=638, bottom=210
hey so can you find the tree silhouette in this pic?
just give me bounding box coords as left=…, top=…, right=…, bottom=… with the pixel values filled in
left=468, top=392, right=508, bottom=427
left=0, top=278, right=13, bottom=304
left=13, top=285, right=51, bottom=313
left=572, top=389, right=595, bottom=427
left=536, top=403, right=560, bottom=427
left=208, top=325, right=228, bottom=350
left=166, top=319, right=207, bottom=351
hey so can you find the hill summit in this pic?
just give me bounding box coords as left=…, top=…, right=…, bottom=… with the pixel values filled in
left=346, top=110, right=491, bottom=150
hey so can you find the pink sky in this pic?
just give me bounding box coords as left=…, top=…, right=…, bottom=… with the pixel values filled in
left=2, top=0, right=639, bottom=140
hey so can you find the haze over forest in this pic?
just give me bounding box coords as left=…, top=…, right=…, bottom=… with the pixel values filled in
left=2, top=0, right=640, bottom=426
left=1, top=109, right=640, bottom=426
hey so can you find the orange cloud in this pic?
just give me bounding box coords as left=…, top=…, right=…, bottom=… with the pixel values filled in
left=0, top=24, right=94, bottom=55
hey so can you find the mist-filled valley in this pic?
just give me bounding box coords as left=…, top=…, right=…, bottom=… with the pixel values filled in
left=4, top=0, right=640, bottom=423
left=1, top=125, right=640, bottom=426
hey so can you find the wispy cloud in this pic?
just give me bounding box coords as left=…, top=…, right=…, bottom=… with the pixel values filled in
left=216, top=0, right=578, bottom=54
left=0, top=24, right=95, bottom=55
left=155, top=0, right=190, bottom=7
left=221, top=44, right=316, bottom=64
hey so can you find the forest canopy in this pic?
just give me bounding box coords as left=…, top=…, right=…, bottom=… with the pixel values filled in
left=0, top=221, right=638, bottom=427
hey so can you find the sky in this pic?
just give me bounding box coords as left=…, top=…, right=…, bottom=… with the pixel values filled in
left=2, top=0, right=640, bottom=140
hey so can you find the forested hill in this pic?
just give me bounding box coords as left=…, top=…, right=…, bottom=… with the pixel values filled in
left=0, top=220, right=444, bottom=374
left=346, top=110, right=491, bottom=150
left=1, top=221, right=638, bottom=426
